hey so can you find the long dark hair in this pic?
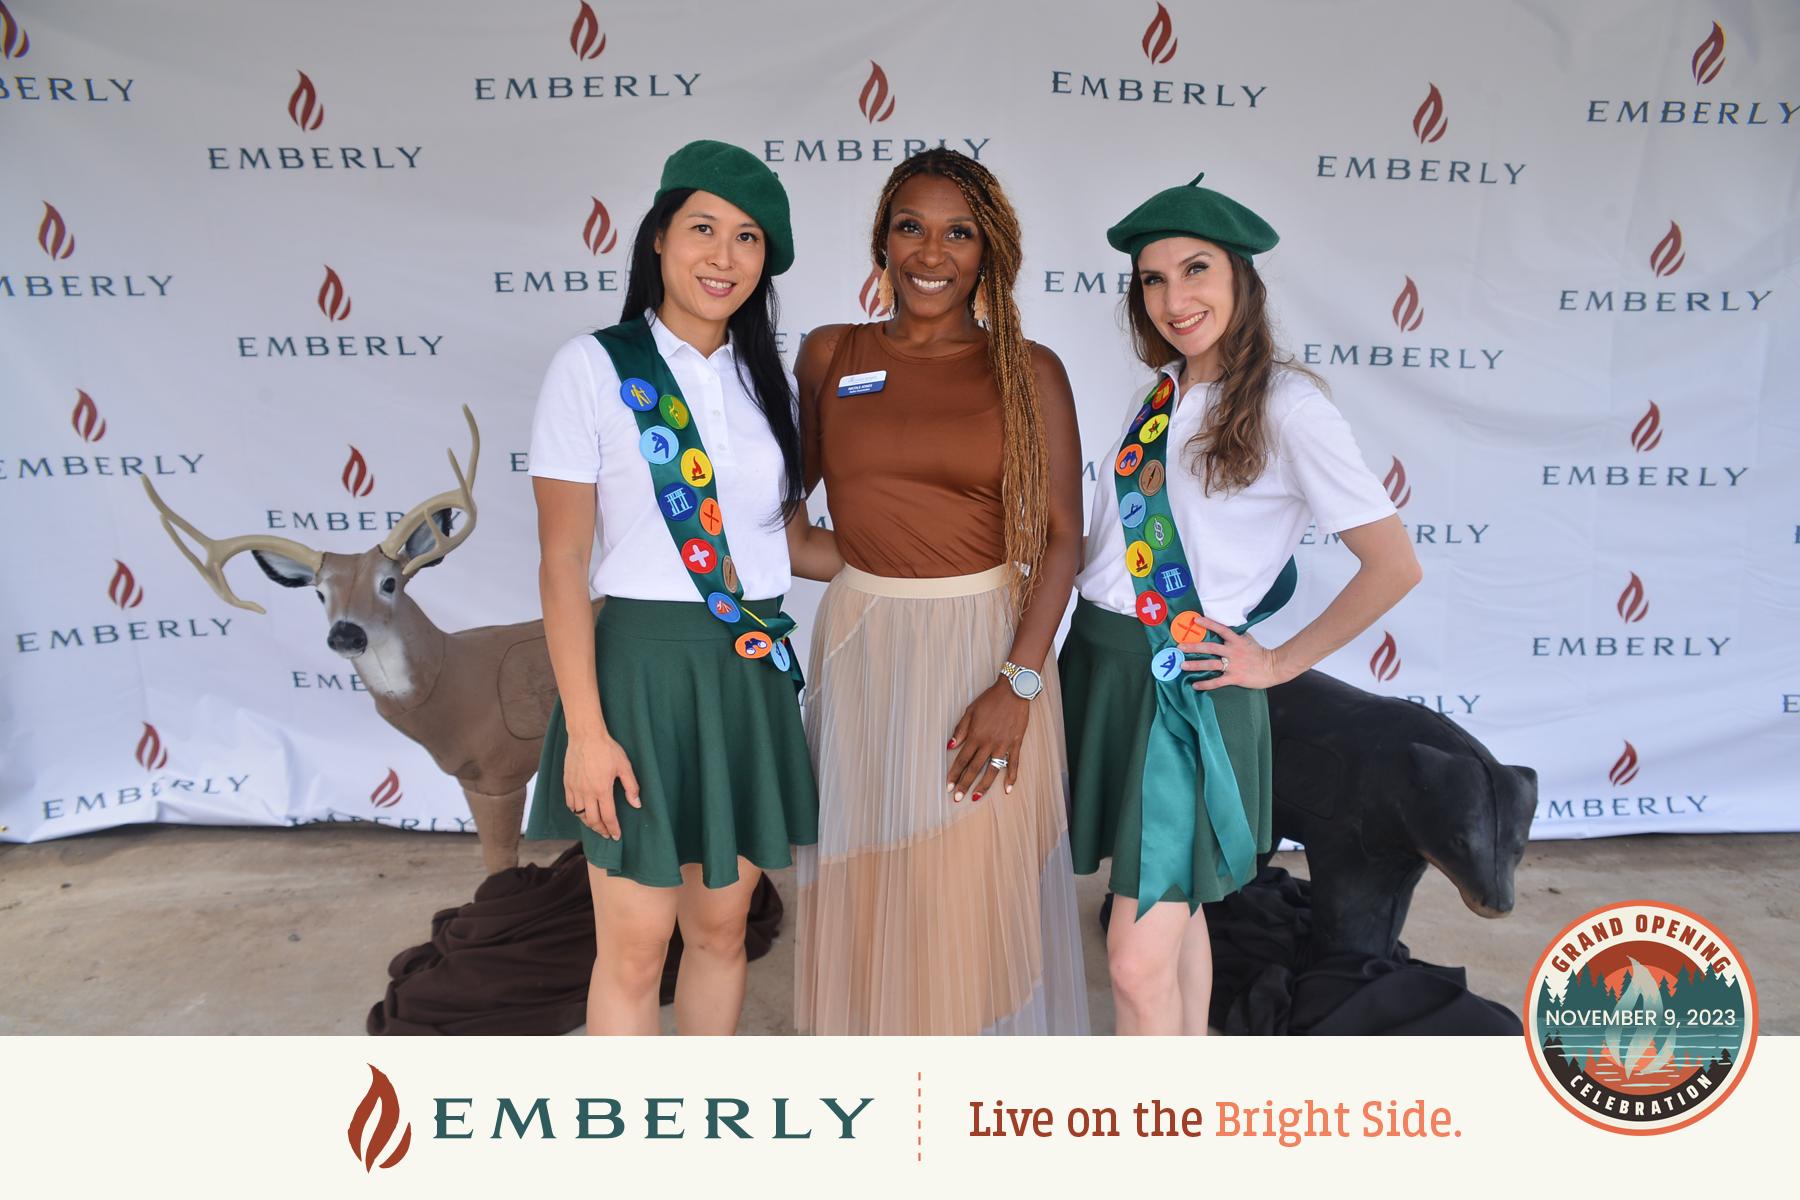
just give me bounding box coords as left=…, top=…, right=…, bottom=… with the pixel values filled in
left=1124, top=252, right=1323, bottom=496
left=618, top=187, right=804, bottom=523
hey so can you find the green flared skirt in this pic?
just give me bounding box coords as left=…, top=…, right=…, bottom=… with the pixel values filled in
left=527, top=597, right=818, bottom=888
left=1059, top=597, right=1272, bottom=904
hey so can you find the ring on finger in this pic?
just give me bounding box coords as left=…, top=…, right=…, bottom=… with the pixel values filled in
left=988, top=755, right=1009, bottom=769
left=1217, top=656, right=1230, bottom=669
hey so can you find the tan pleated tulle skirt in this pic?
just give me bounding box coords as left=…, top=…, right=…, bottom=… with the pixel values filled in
left=794, top=565, right=1090, bottom=1035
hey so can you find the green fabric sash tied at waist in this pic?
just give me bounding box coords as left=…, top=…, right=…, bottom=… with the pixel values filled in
left=1111, top=375, right=1295, bottom=916
left=591, top=317, right=803, bottom=690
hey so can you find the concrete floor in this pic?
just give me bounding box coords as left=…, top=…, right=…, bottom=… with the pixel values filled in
left=1, top=825, right=1794, bottom=1035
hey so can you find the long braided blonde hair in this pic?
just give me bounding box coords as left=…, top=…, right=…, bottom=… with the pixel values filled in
left=869, top=149, right=1048, bottom=613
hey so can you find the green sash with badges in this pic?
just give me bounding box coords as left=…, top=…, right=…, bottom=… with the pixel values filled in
left=591, top=317, right=803, bottom=688
left=1112, top=374, right=1296, bottom=916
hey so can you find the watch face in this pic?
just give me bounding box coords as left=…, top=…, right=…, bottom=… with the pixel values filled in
left=1012, top=667, right=1044, bottom=698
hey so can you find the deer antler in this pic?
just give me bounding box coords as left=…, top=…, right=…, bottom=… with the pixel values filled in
left=381, top=404, right=480, bottom=576
left=140, top=477, right=324, bottom=615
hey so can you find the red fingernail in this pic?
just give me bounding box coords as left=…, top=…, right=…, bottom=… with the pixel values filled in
left=972, top=792, right=982, bottom=803
left=947, top=738, right=957, bottom=749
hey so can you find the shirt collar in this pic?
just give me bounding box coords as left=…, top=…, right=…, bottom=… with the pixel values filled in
left=647, top=310, right=736, bottom=366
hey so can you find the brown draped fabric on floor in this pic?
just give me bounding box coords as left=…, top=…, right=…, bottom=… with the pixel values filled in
left=367, top=845, right=784, bottom=1035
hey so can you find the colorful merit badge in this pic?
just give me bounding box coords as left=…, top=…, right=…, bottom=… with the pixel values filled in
left=640, top=425, right=678, bottom=465
left=658, top=483, right=698, bottom=522
left=591, top=318, right=803, bottom=690
left=680, top=448, right=714, bottom=488
left=706, top=591, right=741, bottom=622
left=1120, top=491, right=1148, bottom=529
left=620, top=377, right=659, bottom=411
left=1111, top=374, right=1296, bottom=918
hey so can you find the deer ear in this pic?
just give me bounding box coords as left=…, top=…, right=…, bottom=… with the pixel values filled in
left=252, top=549, right=317, bottom=588
left=402, top=509, right=457, bottom=568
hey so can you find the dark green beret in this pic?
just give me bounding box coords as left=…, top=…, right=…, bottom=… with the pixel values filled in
left=1105, top=172, right=1278, bottom=263
left=656, top=140, right=794, bottom=275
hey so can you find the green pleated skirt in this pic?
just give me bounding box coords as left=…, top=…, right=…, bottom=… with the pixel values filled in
left=527, top=597, right=818, bottom=888
left=1059, top=597, right=1272, bottom=904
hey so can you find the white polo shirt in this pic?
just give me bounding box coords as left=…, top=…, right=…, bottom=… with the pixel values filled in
left=528, top=313, right=794, bottom=602
left=1076, top=366, right=1396, bottom=626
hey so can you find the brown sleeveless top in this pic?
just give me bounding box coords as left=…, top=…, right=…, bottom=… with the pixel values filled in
left=808, top=323, right=1007, bottom=578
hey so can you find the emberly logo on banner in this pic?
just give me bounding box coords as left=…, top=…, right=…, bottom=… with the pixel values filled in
left=474, top=5, right=699, bottom=103
left=492, top=195, right=627, bottom=295
left=1300, top=275, right=1505, bottom=371
left=1540, top=399, right=1748, bottom=490
left=1300, top=454, right=1491, bottom=551
left=1586, top=21, right=1796, bottom=128
left=1558, top=220, right=1772, bottom=315
left=208, top=70, right=423, bottom=171
left=1049, top=3, right=1267, bottom=111
left=1531, top=571, right=1729, bottom=659
left=1317, top=82, right=1525, bottom=185
left=1, top=389, right=206, bottom=483
left=264, top=444, right=429, bottom=534
left=1534, top=742, right=1711, bottom=824
left=1362, top=629, right=1482, bottom=716
left=762, top=61, right=990, bottom=164
left=236, top=265, right=444, bottom=359
left=12, top=558, right=233, bottom=654
left=0, top=201, right=173, bottom=301
left=33, top=721, right=251, bottom=826
left=0, top=2, right=137, bottom=103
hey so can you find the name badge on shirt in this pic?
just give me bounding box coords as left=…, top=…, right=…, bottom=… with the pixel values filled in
left=837, top=370, right=887, bottom=397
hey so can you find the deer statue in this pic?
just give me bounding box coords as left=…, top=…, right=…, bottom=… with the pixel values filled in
left=141, top=406, right=560, bottom=875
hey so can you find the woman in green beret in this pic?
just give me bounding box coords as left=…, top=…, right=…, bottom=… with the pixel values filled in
left=1062, top=175, right=1423, bottom=1034
left=528, top=140, right=840, bottom=1035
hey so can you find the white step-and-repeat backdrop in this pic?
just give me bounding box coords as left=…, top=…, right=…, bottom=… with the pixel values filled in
left=4, top=1, right=1795, bottom=846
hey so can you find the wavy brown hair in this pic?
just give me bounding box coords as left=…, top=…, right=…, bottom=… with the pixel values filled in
left=870, top=149, right=1047, bottom=612
left=1125, top=252, right=1323, bottom=495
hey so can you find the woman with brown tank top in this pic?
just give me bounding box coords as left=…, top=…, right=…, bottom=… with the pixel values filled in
left=791, top=150, right=1089, bottom=1034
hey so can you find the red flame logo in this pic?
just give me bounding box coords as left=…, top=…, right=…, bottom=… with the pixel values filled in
left=38, top=201, right=74, bottom=260
left=108, top=560, right=144, bottom=610
left=1369, top=631, right=1401, bottom=682
left=1141, top=3, right=1178, bottom=64
left=0, top=1, right=27, bottom=59
left=371, top=768, right=402, bottom=809
left=287, top=70, right=324, bottom=131
left=1391, top=275, right=1423, bottom=332
left=1608, top=740, right=1640, bottom=787
left=342, top=446, right=375, bottom=498
left=348, top=1065, right=412, bottom=1172
left=1412, top=83, right=1448, bottom=144
left=1382, top=457, right=1413, bottom=509
left=1691, top=21, right=1725, bottom=85
left=71, top=390, right=107, bottom=443
left=1616, top=572, right=1649, bottom=624
left=858, top=266, right=891, bottom=318
left=1649, top=221, right=1685, bottom=277
left=858, top=61, right=896, bottom=124
left=1630, top=401, right=1663, bottom=453
left=570, top=1, right=606, bottom=61
left=582, top=196, right=618, bottom=255
left=317, top=265, right=352, bottom=321
left=135, top=723, right=169, bottom=771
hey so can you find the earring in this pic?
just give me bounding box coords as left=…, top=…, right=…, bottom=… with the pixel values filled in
left=876, top=268, right=895, bottom=318
left=971, top=281, right=990, bottom=325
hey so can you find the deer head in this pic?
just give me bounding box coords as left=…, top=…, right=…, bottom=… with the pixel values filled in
left=141, top=406, right=480, bottom=669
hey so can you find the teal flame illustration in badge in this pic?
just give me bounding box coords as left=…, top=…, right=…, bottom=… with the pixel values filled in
left=1537, top=956, right=1746, bottom=1093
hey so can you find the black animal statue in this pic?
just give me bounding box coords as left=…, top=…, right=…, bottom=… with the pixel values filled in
left=1264, top=668, right=1537, bottom=959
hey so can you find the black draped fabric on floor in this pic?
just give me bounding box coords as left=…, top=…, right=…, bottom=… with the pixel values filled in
left=1201, top=866, right=1523, bottom=1036
left=368, top=845, right=784, bottom=1035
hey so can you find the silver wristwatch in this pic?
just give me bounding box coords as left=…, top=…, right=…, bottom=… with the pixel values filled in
left=999, top=660, right=1044, bottom=700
